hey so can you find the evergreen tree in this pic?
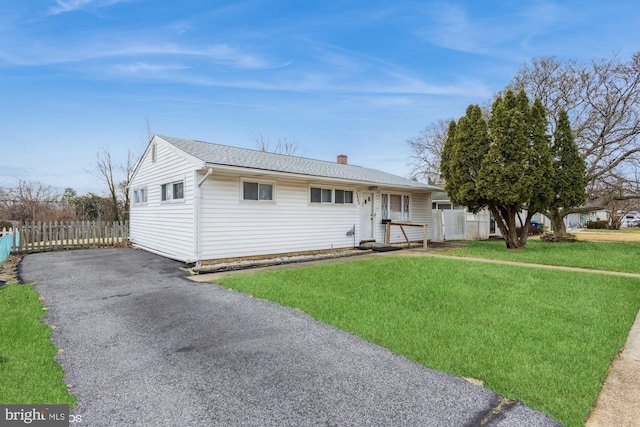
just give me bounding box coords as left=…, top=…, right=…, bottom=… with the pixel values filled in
left=442, top=89, right=554, bottom=249
left=528, top=98, right=555, bottom=214
left=441, top=105, right=489, bottom=211
left=547, top=109, right=587, bottom=236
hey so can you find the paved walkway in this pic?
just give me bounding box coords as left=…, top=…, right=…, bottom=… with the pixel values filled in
left=192, top=247, right=640, bottom=426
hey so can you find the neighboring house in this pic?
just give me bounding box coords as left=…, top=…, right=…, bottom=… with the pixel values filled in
left=431, top=191, right=463, bottom=211
left=129, top=135, right=440, bottom=264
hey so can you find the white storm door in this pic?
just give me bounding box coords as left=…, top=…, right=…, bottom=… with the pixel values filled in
left=360, top=192, right=375, bottom=240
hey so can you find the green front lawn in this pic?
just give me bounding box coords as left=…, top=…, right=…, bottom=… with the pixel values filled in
left=218, top=255, right=640, bottom=427
left=440, top=239, right=640, bottom=274
left=0, top=284, right=75, bottom=406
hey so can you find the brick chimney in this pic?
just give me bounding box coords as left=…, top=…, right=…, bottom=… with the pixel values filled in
left=337, top=154, right=348, bottom=165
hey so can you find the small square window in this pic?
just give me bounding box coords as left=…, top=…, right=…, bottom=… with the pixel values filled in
left=134, top=188, right=148, bottom=204
left=322, top=189, right=332, bottom=203
left=243, top=182, right=258, bottom=200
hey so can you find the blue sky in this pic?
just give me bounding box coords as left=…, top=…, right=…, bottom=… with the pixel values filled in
left=1, top=0, right=638, bottom=195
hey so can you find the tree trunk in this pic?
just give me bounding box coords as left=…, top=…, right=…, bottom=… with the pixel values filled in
left=547, top=208, right=568, bottom=239
left=516, top=211, right=535, bottom=247
left=504, top=227, right=522, bottom=249
left=490, top=205, right=526, bottom=249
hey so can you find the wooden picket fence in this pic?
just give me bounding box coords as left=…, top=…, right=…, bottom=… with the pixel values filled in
left=6, top=221, right=129, bottom=254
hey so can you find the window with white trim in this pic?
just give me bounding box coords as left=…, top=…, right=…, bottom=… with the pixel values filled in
left=161, top=181, right=184, bottom=202
left=243, top=181, right=273, bottom=201
left=133, top=188, right=147, bottom=204
left=334, top=189, right=354, bottom=204
left=310, top=187, right=332, bottom=203
left=310, top=187, right=354, bottom=204
left=381, top=193, right=410, bottom=220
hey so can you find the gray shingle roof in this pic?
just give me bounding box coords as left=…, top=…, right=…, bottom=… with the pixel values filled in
left=159, top=135, right=439, bottom=190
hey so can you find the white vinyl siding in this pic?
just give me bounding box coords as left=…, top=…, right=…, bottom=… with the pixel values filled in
left=129, top=138, right=197, bottom=261
left=200, top=175, right=361, bottom=260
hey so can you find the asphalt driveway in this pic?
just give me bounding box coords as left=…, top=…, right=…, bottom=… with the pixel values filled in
left=20, top=248, right=562, bottom=426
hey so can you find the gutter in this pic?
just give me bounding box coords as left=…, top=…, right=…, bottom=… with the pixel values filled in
left=204, top=163, right=440, bottom=192
left=194, top=168, right=213, bottom=267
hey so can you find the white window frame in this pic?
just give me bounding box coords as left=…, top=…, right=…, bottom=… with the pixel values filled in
left=241, top=179, right=275, bottom=202
left=334, top=189, right=354, bottom=205
left=381, top=193, right=410, bottom=221
left=161, top=180, right=185, bottom=202
left=310, top=186, right=355, bottom=205
left=310, top=186, right=332, bottom=204
left=133, top=187, right=148, bottom=205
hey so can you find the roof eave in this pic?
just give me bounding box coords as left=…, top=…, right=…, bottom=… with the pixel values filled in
left=204, top=163, right=437, bottom=191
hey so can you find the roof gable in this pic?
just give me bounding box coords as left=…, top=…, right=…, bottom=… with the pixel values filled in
left=158, top=135, right=440, bottom=190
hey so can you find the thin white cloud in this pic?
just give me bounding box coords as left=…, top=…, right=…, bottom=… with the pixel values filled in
left=0, top=40, right=278, bottom=70
left=48, top=0, right=127, bottom=15
left=114, top=62, right=190, bottom=74
left=416, top=1, right=564, bottom=59
left=421, top=3, right=477, bottom=52
left=204, top=44, right=274, bottom=69
left=161, top=68, right=490, bottom=98
left=282, top=39, right=492, bottom=97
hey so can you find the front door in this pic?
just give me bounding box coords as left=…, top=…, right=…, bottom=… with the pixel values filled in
left=360, top=192, right=375, bottom=241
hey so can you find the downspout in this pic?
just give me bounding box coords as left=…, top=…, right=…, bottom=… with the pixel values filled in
left=198, top=168, right=213, bottom=187
left=194, top=167, right=213, bottom=267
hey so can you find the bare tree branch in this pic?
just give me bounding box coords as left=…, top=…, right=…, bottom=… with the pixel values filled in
left=254, top=133, right=305, bottom=156
left=407, top=119, right=452, bottom=185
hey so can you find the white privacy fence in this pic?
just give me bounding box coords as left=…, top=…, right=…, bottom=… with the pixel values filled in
left=431, top=209, right=491, bottom=242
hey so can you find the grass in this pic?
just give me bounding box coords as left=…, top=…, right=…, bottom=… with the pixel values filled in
left=0, top=284, right=76, bottom=406
left=218, top=255, right=640, bottom=427
left=440, top=239, right=640, bottom=274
